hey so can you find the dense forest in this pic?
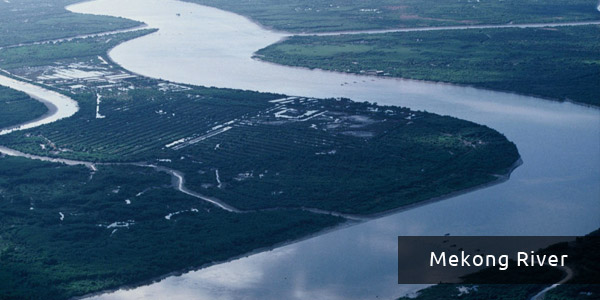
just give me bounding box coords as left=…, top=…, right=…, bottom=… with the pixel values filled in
left=0, top=84, right=520, bottom=215
left=0, top=86, right=48, bottom=129
left=0, top=27, right=520, bottom=215
left=0, top=0, right=550, bottom=298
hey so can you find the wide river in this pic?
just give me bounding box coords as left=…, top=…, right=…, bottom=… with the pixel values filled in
left=5, top=0, right=593, bottom=299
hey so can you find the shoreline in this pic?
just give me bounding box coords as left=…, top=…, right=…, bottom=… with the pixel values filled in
left=0, top=24, right=148, bottom=50
left=0, top=90, right=58, bottom=134
left=3, top=0, right=593, bottom=298
left=178, top=0, right=600, bottom=36
left=363, top=157, right=524, bottom=220
left=253, top=56, right=600, bottom=110
left=71, top=0, right=600, bottom=109
left=73, top=219, right=357, bottom=300
left=0, top=3, right=530, bottom=296
left=0, top=72, right=79, bottom=136
left=72, top=155, right=523, bottom=299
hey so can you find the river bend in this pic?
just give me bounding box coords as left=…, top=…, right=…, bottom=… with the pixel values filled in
left=0, top=1, right=597, bottom=299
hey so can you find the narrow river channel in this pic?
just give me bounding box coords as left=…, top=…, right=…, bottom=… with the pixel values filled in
left=0, top=74, right=78, bottom=135
left=1, top=0, right=598, bottom=299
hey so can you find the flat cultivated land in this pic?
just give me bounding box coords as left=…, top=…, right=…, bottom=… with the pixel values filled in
left=257, top=25, right=600, bottom=106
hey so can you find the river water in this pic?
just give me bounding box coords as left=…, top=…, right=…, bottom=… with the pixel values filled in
left=2, top=0, right=593, bottom=298
left=0, top=74, right=78, bottom=136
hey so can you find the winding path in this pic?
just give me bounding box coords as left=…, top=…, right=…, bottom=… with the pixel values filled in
left=0, top=71, right=367, bottom=220
left=0, top=145, right=366, bottom=220
left=6, top=17, right=592, bottom=220
left=530, top=265, right=574, bottom=300
left=0, top=3, right=599, bottom=298
left=1, top=0, right=598, bottom=242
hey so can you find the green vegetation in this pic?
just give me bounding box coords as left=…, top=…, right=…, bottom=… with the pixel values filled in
left=400, top=284, right=548, bottom=300
left=0, top=86, right=47, bottom=129
left=398, top=229, right=600, bottom=300
left=0, top=29, right=156, bottom=69
left=543, top=229, right=600, bottom=299
left=0, top=0, right=140, bottom=47
left=0, top=4, right=524, bottom=298
left=188, top=0, right=600, bottom=33
left=0, top=156, right=343, bottom=299
left=0, top=30, right=519, bottom=215
left=0, top=85, right=519, bottom=215
left=257, top=25, right=600, bottom=106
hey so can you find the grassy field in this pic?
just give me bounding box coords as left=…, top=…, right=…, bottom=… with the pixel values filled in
left=0, top=0, right=140, bottom=47
left=187, top=0, right=600, bottom=33
left=397, top=230, right=600, bottom=300
left=257, top=25, right=600, bottom=106
left=0, top=86, right=48, bottom=129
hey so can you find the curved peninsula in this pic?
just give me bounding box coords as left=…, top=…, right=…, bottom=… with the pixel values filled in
left=0, top=0, right=596, bottom=299
left=63, top=1, right=599, bottom=300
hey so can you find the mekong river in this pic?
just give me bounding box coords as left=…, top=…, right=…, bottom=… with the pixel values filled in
left=5, top=0, right=600, bottom=299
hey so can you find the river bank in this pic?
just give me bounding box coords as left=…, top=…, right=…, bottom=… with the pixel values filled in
left=0, top=0, right=595, bottom=298
left=0, top=73, right=78, bottom=136
left=0, top=67, right=520, bottom=299
left=63, top=0, right=600, bottom=299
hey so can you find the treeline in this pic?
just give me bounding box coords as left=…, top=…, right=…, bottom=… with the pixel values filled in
left=0, top=79, right=520, bottom=216
left=0, top=0, right=140, bottom=47
left=257, top=25, right=600, bottom=106
left=0, top=80, right=519, bottom=216
left=0, top=85, right=47, bottom=129
left=178, top=102, right=519, bottom=214
left=188, top=0, right=600, bottom=33
left=0, top=156, right=342, bottom=299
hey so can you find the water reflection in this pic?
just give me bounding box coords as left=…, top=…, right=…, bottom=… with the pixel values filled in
left=68, top=0, right=600, bottom=299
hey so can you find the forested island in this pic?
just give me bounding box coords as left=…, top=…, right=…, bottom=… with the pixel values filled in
left=3, top=0, right=595, bottom=299
left=0, top=1, right=524, bottom=298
